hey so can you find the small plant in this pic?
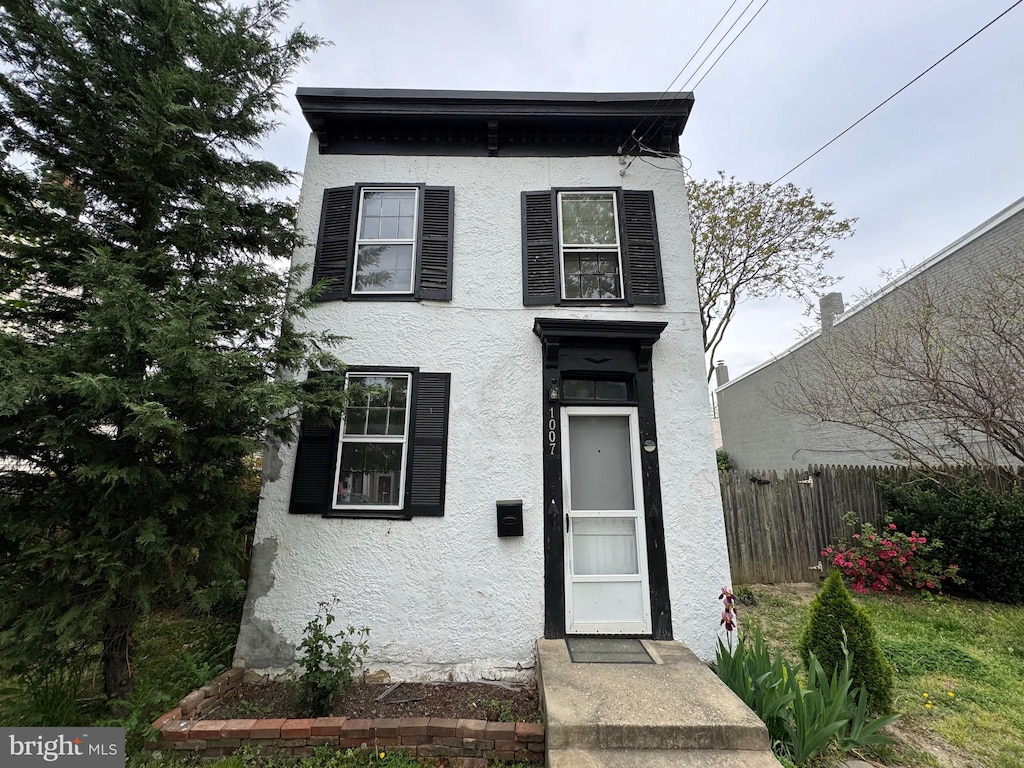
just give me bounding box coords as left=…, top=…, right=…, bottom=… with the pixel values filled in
left=799, top=570, right=895, bottom=714
left=296, top=599, right=370, bottom=717
left=716, top=448, right=735, bottom=471
left=715, top=629, right=898, bottom=766
left=823, top=512, right=961, bottom=595
left=732, top=585, right=759, bottom=606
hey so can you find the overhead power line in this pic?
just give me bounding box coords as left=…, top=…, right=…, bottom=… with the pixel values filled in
left=689, top=0, right=772, bottom=91
left=628, top=0, right=771, bottom=154
left=771, top=0, right=1024, bottom=186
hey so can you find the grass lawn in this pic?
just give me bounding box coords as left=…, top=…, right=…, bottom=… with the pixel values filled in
left=738, top=583, right=1024, bottom=768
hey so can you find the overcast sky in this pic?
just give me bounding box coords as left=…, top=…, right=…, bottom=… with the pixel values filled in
left=263, top=0, right=1024, bottom=382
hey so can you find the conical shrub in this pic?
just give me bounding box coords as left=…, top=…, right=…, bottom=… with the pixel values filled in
left=798, top=569, right=894, bottom=713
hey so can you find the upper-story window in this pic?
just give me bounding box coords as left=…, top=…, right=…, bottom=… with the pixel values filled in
left=558, top=191, right=623, bottom=300
left=523, top=188, right=665, bottom=307
left=353, top=189, right=419, bottom=294
left=312, top=184, right=454, bottom=302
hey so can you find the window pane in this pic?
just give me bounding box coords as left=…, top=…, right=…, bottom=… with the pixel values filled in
left=337, top=442, right=402, bottom=506
left=343, top=407, right=367, bottom=435
left=366, top=407, right=389, bottom=435
left=563, top=273, right=582, bottom=299
left=387, top=408, right=406, bottom=435
left=568, top=414, right=635, bottom=510
left=561, top=193, right=617, bottom=245
left=562, top=250, right=622, bottom=300
left=595, top=380, right=628, bottom=400
left=355, top=244, right=414, bottom=292
left=572, top=517, right=639, bottom=575
left=345, top=376, right=409, bottom=436
left=563, top=380, right=595, bottom=399
left=360, top=189, right=416, bottom=242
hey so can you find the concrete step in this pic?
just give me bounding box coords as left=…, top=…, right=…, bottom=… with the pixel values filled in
left=538, top=639, right=770, bottom=753
left=548, top=747, right=783, bottom=767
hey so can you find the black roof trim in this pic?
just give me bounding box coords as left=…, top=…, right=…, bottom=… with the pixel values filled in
left=533, top=318, right=668, bottom=345
left=297, top=88, right=693, bottom=157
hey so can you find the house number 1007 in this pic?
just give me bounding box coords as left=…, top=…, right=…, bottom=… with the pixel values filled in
left=548, top=407, right=557, bottom=456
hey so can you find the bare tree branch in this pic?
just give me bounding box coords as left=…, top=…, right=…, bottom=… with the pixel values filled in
left=771, top=249, right=1024, bottom=473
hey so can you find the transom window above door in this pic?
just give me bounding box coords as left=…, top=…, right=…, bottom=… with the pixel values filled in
left=558, top=191, right=623, bottom=300
left=353, top=188, right=418, bottom=294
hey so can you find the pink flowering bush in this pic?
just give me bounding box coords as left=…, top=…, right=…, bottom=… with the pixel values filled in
left=823, top=512, right=962, bottom=595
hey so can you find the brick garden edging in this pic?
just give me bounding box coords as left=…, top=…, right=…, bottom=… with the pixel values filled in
left=146, top=668, right=545, bottom=765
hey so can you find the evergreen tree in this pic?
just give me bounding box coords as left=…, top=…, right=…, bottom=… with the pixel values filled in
left=0, top=0, right=344, bottom=696
left=799, top=570, right=895, bottom=713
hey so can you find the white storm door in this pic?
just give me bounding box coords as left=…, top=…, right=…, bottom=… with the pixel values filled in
left=562, top=406, right=652, bottom=635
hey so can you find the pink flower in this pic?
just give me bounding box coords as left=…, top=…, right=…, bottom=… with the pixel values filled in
left=889, top=523, right=897, bottom=530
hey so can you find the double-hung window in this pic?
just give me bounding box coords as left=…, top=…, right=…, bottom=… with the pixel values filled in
left=558, top=191, right=623, bottom=300
left=335, top=373, right=411, bottom=509
left=353, top=188, right=418, bottom=295
left=522, top=188, right=665, bottom=306
left=289, top=368, right=451, bottom=519
left=311, top=183, right=454, bottom=302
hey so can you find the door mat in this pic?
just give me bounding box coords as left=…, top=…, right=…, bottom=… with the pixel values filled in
left=565, top=637, right=654, bottom=664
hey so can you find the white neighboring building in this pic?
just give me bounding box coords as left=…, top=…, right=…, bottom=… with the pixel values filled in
left=234, top=89, right=729, bottom=680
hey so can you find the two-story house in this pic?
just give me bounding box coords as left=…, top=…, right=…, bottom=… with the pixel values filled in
left=234, top=89, right=730, bottom=681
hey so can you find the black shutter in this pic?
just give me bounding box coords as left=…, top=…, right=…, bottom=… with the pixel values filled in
left=621, top=190, right=665, bottom=305
left=418, top=186, right=454, bottom=300
left=312, top=187, right=355, bottom=302
left=522, top=191, right=558, bottom=306
left=405, top=372, right=451, bottom=517
left=288, top=414, right=338, bottom=515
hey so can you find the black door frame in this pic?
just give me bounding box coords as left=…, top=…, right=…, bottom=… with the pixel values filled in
left=533, top=318, right=672, bottom=639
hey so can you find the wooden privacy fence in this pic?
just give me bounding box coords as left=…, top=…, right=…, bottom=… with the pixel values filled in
left=719, top=464, right=915, bottom=584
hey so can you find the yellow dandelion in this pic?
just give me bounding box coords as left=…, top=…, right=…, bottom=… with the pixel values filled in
left=379, top=751, right=386, bottom=759
left=922, top=692, right=929, bottom=698
left=947, top=692, right=955, bottom=698
left=925, top=702, right=933, bottom=710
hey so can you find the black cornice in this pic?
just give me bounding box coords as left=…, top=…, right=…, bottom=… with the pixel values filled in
left=297, top=88, right=693, bottom=157
left=533, top=318, right=668, bottom=345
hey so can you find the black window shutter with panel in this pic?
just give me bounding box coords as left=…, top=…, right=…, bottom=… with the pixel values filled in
left=312, top=187, right=355, bottom=302
left=288, top=414, right=338, bottom=515
left=621, top=190, right=665, bottom=305
left=521, top=191, right=558, bottom=305
left=418, top=187, right=455, bottom=300
left=405, top=372, right=451, bottom=517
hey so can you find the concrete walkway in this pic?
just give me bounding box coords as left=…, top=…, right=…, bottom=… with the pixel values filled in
left=537, top=639, right=782, bottom=767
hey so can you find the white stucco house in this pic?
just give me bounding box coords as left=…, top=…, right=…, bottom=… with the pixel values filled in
left=234, top=89, right=730, bottom=681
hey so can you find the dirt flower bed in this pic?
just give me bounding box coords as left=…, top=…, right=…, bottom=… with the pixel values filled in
left=147, top=669, right=546, bottom=764
left=204, top=679, right=542, bottom=723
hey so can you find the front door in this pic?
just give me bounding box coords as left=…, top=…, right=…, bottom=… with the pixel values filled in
left=561, top=406, right=652, bottom=635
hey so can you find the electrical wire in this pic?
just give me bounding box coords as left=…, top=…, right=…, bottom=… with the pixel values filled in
left=689, top=0, right=772, bottom=91
left=771, top=0, right=1024, bottom=186
left=627, top=0, right=770, bottom=156
left=621, top=0, right=741, bottom=153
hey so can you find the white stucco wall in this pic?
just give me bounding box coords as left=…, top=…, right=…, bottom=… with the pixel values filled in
left=234, top=139, right=731, bottom=680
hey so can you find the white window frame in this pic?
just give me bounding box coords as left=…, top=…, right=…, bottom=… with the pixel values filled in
left=352, top=187, right=419, bottom=295
left=557, top=190, right=624, bottom=301
left=332, top=371, right=412, bottom=511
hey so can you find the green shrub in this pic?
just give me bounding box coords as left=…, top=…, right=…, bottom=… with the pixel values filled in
left=798, top=570, right=894, bottom=713
left=824, top=512, right=961, bottom=595
left=296, top=600, right=369, bottom=718
left=879, top=472, right=1024, bottom=604
left=716, top=448, right=735, bottom=471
